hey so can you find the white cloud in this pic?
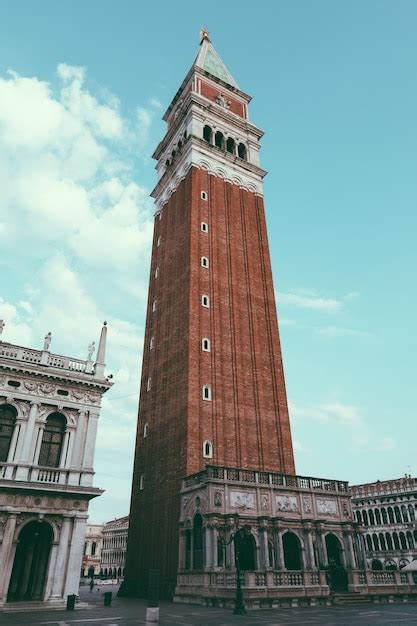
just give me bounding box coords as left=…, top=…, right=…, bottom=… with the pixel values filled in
left=0, top=64, right=156, bottom=522
left=289, top=399, right=395, bottom=453
left=277, top=289, right=342, bottom=312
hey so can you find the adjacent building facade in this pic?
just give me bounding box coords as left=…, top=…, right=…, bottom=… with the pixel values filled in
left=100, top=515, right=129, bottom=579
left=82, top=523, right=104, bottom=578
left=0, top=324, right=112, bottom=608
left=351, top=476, right=417, bottom=571
left=122, top=32, right=417, bottom=606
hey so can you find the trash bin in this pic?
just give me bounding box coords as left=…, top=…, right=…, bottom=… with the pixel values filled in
left=104, top=591, right=112, bottom=606
left=66, top=594, right=76, bottom=611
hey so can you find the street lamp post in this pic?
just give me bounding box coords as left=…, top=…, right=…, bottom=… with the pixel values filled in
left=227, top=523, right=246, bottom=616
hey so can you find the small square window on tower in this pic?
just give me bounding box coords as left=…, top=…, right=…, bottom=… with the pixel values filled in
left=201, top=222, right=208, bottom=233
left=143, top=423, right=149, bottom=438
left=155, top=266, right=159, bottom=278
left=147, top=377, right=152, bottom=392
left=202, top=385, right=212, bottom=401
left=201, top=256, right=209, bottom=268
left=139, top=475, right=145, bottom=490
left=152, top=300, right=157, bottom=312
left=157, top=236, right=161, bottom=247
left=201, top=295, right=210, bottom=308
left=150, top=336, right=155, bottom=350
left=201, top=191, right=208, bottom=201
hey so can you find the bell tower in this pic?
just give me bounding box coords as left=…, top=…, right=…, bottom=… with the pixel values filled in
left=123, top=31, right=296, bottom=596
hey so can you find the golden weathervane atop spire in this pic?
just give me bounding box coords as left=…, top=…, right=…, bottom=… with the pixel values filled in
left=199, top=27, right=210, bottom=43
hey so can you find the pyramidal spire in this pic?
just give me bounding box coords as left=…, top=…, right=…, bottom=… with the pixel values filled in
left=194, top=29, right=239, bottom=89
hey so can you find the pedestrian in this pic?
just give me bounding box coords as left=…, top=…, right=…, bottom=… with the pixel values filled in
left=89, top=578, right=94, bottom=592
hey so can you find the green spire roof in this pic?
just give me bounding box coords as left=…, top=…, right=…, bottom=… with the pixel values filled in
left=194, top=34, right=239, bottom=89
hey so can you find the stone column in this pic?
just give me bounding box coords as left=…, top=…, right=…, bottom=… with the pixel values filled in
left=60, top=431, right=70, bottom=467
left=212, top=523, right=219, bottom=568
left=225, top=521, right=235, bottom=568
left=345, top=531, right=357, bottom=569
left=64, top=516, right=87, bottom=596
left=32, top=423, right=45, bottom=466
left=259, top=520, right=270, bottom=569
left=178, top=528, right=186, bottom=570
left=274, top=524, right=285, bottom=569
left=64, top=427, right=76, bottom=469
left=7, top=419, right=23, bottom=463
left=51, top=517, right=72, bottom=598
left=82, top=411, right=99, bottom=467
left=0, top=514, right=18, bottom=602
left=315, top=525, right=328, bottom=568
left=204, top=523, right=213, bottom=569
left=304, top=525, right=316, bottom=569
left=15, top=403, right=39, bottom=480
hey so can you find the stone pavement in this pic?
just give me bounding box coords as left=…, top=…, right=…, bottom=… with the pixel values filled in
left=0, top=585, right=417, bottom=626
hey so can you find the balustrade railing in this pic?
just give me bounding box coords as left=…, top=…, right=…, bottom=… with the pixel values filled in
left=0, top=341, right=89, bottom=374
left=183, top=465, right=349, bottom=493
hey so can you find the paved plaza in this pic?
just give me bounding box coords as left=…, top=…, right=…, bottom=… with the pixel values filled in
left=0, top=586, right=417, bottom=626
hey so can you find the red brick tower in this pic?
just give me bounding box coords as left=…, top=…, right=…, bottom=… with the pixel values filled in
left=123, top=31, right=295, bottom=596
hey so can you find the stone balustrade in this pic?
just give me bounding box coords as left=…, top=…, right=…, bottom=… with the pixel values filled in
left=183, top=465, right=349, bottom=494
left=177, top=568, right=416, bottom=592
left=0, top=461, right=93, bottom=487
left=0, top=342, right=92, bottom=376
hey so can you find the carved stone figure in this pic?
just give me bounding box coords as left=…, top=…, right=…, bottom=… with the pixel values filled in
left=214, top=491, right=223, bottom=507
left=215, top=94, right=231, bottom=109
left=23, top=380, right=38, bottom=392
left=317, top=498, right=337, bottom=516
left=0, top=319, right=5, bottom=339
left=261, top=494, right=269, bottom=511
left=303, top=496, right=312, bottom=514
left=276, top=495, right=298, bottom=512
left=39, top=382, right=56, bottom=396
left=43, top=332, right=52, bottom=351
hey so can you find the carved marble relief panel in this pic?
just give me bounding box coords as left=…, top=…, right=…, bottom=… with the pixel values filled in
left=230, top=491, right=255, bottom=510
left=276, top=495, right=298, bottom=513
left=316, top=498, right=338, bottom=517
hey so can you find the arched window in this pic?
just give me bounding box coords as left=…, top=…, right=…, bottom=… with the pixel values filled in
left=203, top=125, right=212, bottom=143
left=202, top=338, right=210, bottom=352
left=268, top=540, right=275, bottom=568
left=375, top=509, right=381, bottom=525
left=386, top=533, right=393, bottom=550
left=215, top=131, right=225, bottom=150
left=366, top=535, right=372, bottom=551
left=91, top=542, right=97, bottom=556
left=238, top=143, right=247, bottom=160
left=369, top=510, right=375, bottom=526
left=202, top=385, right=212, bottom=401
left=401, top=505, right=409, bottom=523
left=371, top=559, right=383, bottom=571
left=393, top=532, right=400, bottom=550
left=408, top=504, right=415, bottom=522
left=201, top=295, right=210, bottom=308
left=379, top=533, right=387, bottom=551
left=236, top=527, right=256, bottom=571
left=406, top=531, right=414, bottom=549
left=200, top=222, right=208, bottom=233
left=150, top=336, right=154, bottom=350
left=326, top=533, right=343, bottom=566
left=193, top=514, right=204, bottom=570
left=38, top=413, right=66, bottom=468
left=372, top=533, right=380, bottom=551
left=202, top=440, right=213, bottom=458
left=201, top=256, right=209, bottom=268
left=143, top=423, right=149, bottom=438
left=185, top=528, right=191, bottom=570
left=155, top=267, right=159, bottom=279
left=381, top=508, right=388, bottom=524
left=355, top=510, right=362, bottom=524
left=394, top=506, right=402, bottom=523
left=362, top=510, right=369, bottom=526
left=0, top=404, right=17, bottom=463
left=139, top=475, right=144, bottom=490
left=388, top=507, right=394, bottom=523
left=399, top=532, right=407, bottom=550
left=226, top=137, right=235, bottom=154
left=283, top=531, right=302, bottom=570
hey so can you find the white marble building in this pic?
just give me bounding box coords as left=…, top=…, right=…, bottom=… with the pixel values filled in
left=0, top=323, right=112, bottom=608
left=82, top=523, right=104, bottom=578
left=351, top=476, right=417, bottom=571
left=100, top=515, right=129, bottom=579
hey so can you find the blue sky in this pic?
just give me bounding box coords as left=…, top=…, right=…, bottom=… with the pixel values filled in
left=0, top=1, right=416, bottom=522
